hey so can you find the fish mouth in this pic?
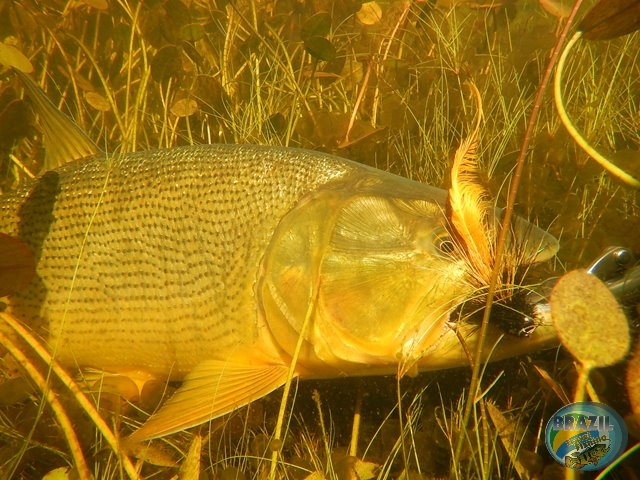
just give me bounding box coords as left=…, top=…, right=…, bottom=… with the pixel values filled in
left=410, top=283, right=560, bottom=374
left=444, top=276, right=556, bottom=335
left=413, top=245, right=640, bottom=374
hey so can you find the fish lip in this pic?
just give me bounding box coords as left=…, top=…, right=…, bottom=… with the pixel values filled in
left=497, top=280, right=556, bottom=338
left=527, top=302, right=553, bottom=332
left=515, top=274, right=560, bottom=334
left=398, top=316, right=454, bottom=378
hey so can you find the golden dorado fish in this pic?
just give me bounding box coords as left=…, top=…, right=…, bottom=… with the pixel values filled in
left=0, top=73, right=559, bottom=442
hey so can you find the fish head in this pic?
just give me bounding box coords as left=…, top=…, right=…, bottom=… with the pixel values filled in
left=259, top=168, right=559, bottom=378
left=403, top=205, right=560, bottom=375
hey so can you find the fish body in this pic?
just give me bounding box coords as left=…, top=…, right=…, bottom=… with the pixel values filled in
left=1, top=143, right=557, bottom=439
left=0, top=73, right=559, bottom=440
left=2, top=145, right=359, bottom=378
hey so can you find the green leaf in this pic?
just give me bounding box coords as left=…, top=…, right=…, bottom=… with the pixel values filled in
left=579, top=0, right=640, bottom=40
left=301, top=12, right=331, bottom=40
left=0, top=42, right=33, bottom=73
left=180, top=23, right=206, bottom=42
left=304, top=36, right=337, bottom=62
left=150, top=45, right=182, bottom=83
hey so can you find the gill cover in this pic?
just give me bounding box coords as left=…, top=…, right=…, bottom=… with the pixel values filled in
left=258, top=170, right=472, bottom=375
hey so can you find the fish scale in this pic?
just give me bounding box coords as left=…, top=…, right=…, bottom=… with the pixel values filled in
left=1, top=144, right=355, bottom=377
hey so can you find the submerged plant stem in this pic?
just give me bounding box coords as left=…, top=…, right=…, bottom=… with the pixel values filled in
left=454, top=1, right=586, bottom=474
left=554, top=31, right=640, bottom=188
left=348, top=384, right=363, bottom=458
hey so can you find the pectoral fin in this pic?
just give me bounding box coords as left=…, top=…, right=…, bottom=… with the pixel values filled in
left=127, top=360, right=290, bottom=443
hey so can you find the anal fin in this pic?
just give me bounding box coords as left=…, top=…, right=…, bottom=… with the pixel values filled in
left=126, top=360, right=290, bottom=443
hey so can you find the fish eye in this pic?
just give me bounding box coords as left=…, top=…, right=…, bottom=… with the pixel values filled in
left=433, top=228, right=456, bottom=256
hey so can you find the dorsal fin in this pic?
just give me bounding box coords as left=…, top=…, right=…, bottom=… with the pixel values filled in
left=14, top=69, right=101, bottom=169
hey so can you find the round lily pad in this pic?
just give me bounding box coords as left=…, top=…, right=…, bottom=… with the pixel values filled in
left=550, top=269, right=630, bottom=368
left=357, top=2, right=383, bottom=26
left=301, top=12, right=331, bottom=40
left=304, top=36, right=337, bottom=62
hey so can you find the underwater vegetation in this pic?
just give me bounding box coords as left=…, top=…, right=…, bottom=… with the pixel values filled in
left=0, top=0, right=639, bottom=479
